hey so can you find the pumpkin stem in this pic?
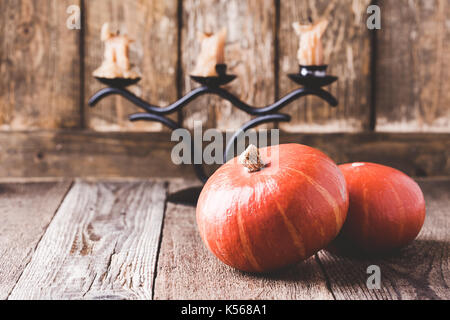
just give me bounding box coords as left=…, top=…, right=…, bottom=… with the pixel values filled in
left=239, top=144, right=265, bottom=172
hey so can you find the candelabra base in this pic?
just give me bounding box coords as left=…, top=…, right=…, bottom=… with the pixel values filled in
left=94, top=77, right=141, bottom=88
left=288, top=65, right=337, bottom=88
left=189, top=64, right=236, bottom=87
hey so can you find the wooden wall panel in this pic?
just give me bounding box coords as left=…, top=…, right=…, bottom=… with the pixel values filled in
left=279, top=0, right=371, bottom=132
left=376, top=0, right=450, bottom=132
left=0, top=0, right=81, bottom=130
left=1, top=131, right=448, bottom=179
left=181, top=0, right=276, bottom=131
left=84, top=0, right=178, bottom=131
left=0, top=131, right=196, bottom=180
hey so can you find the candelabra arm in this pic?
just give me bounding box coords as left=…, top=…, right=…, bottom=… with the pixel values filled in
left=89, top=84, right=337, bottom=117
left=128, top=113, right=180, bottom=130
left=89, top=86, right=211, bottom=115
left=210, top=86, right=337, bottom=115
left=223, top=113, right=291, bottom=163
left=89, top=87, right=150, bottom=113
left=129, top=112, right=208, bottom=183
left=304, top=87, right=338, bottom=107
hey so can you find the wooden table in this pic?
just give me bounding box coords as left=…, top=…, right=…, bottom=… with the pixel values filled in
left=0, top=178, right=448, bottom=300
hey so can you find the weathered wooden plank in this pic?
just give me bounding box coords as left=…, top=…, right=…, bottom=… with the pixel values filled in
left=84, top=0, right=178, bottom=131
left=181, top=0, right=276, bottom=131
left=279, top=0, right=372, bottom=132
left=279, top=132, right=450, bottom=178
left=0, top=131, right=449, bottom=179
left=153, top=181, right=333, bottom=300
left=0, top=130, right=196, bottom=179
left=8, top=181, right=167, bottom=300
left=318, top=179, right=450, bottom=300
left=0, top=0, right=81, bottom=130
left=0, top=181, right=72, bottom=299
left=376, top=0, right=450, bottom=132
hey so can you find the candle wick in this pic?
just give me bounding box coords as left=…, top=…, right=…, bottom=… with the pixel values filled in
left=308, top=16, right=313, bottom=24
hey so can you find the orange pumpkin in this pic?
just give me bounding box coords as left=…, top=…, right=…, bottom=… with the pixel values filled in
left=334, top=162, right=426, bottom=253
left=196, top=144, right=348, bottom=272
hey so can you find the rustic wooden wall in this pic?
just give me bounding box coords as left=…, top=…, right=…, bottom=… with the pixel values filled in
left=279, top=0, right=372, bottom=132
left=84, top=0, right=179, bottom=132
left=181, top=0, right=276, bottom=131
left=0, top=0, right=81, bottom=130
left=375, top=0, right=450, bottom=132
left=0, top=0, right=449, bottom=178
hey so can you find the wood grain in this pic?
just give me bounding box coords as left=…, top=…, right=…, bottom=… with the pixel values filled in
left=153, top=181, right=333, bottom=300
left=2, top=178, right=448, bottom=300
left=318, top=179, right=450, bottom=300
left=0, top=130, right=196, bottom=179
left=0, top=131, right=449, bottom=179
left=279, top=132, right=450, bottom=178
left=8, top=181, right=167, bottom=300
left=376, top=0, right=450, bottom=132
left=84, top=0, right=178, bottom=131
left=0, top=0, right=81, bottom=130
left=181, top=0, right=276, bottom=131
left=0, top=181, right=72, bottom=299
left=278, top=0, right=372, bottom=132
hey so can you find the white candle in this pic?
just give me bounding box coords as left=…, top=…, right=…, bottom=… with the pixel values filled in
left=93, top=23, right=139, bottom=79
left=292, top=19, right=329, bottom=66
left=191, top=28, right=227, bottom=77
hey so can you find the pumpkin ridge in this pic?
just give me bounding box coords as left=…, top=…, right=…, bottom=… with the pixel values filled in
left=274, top=200, right=306, bottom=258
left=384, top=179, right=406, bottom=243
left=337, top=162, right=425, bottom=253
left=198, top=193, right=234, bottom=268
left=354, top=168, right=371, bottom=242
left=284, top=166, right=342, bottom=236
left=212, top=224, right=234, bottom=267
left=236, top=200, right=262, bottom=272
left=362, top=183, right=370, bottom=242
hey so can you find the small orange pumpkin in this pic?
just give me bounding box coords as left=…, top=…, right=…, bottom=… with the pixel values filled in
left=334, top=162, right=426, bottom=253
left=196, top=144, right=348, bottom=272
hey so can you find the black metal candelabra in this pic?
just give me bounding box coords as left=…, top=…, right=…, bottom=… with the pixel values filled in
left=89, top=64, right=338, bottom=184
